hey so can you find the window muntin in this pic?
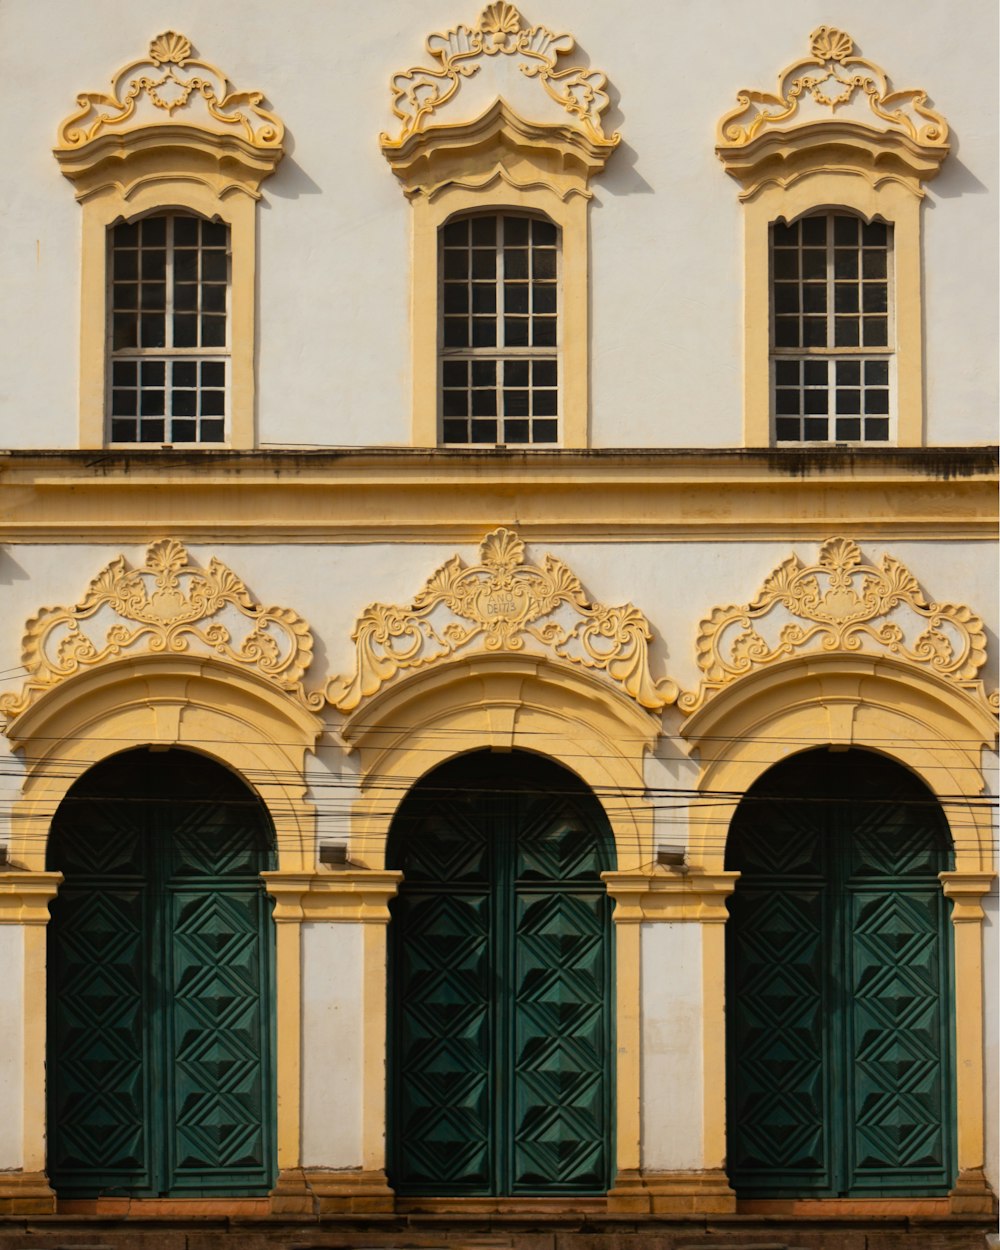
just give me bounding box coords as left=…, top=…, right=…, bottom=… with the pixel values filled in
left=108, top=214, right=229, bottom=444
left=771, top=213, right=893, bottom=444
left=440, top=214, right=559, bottom=446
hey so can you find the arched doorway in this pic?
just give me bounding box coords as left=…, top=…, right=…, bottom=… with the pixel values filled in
left=46, top=748, right=277, bottom=1197
left=725, top=748, right=956, bottom=1197
left=387, top=750, right=616, bottom=1196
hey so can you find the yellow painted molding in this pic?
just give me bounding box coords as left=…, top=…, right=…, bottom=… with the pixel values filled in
left=0, top=450, right=995, bottom=542
left=54, top=34, right=282, bottom=450
left=681, top=536, right=997, bottom=718
left=0, top=872, right=62, bottom=924
left=380, top=4, right=619, bottom=153
left=940, top=872, right=997, bottom=923
left=341, top=653, right=660, bottom=873
left=716, top=26, right=948, bottom=199
left=602, top=871, right=739, bottom=923
left=0, top=1170, right=56, bottom=1215
left=54, top=31, right=283, bottom=199
left=262, top=871, right=402, bottom=923
left=327, top=527, right=678, bottom=712
left=0, top=540, right=320, bottom=719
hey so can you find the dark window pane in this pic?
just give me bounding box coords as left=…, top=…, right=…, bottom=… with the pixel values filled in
left=111, top=389, right=137, bottom=416
left=802, top=284, right=826, bottom=313
left=472, top=250, right=496, bottom=279
left=504, top=418, right=530, bottom=443
left=173, top=216, right=199, bottom=246
left=443, top=284, right=468, bottom=314
left=774, top=284, right=800, bottom=314
left=533, top=318, right=557, bottom=347
left=775, top=388, right=800, bottom=415
left=472, top=317, right=497, bottom=347
left=172, top=389, right=197, bottom=417
left=772, top=250, right=799, bottom=279
left=201, top=361, right=225, bottom=387
left=443, top=250, right=468, bottom=279
left=442, top=419, right=468, bottom=443
left=471, top=360, right=495, bottom=387
left=141, top=282, right=166, bottom=310
left=471, top=283, right=496, bottom=314
left=139, top=418, right=165, bottom=442
left=834, top=216, right=858, bottom=245
left=471, top=388, right=497, bottom=417
left=202, top=221, right=227, bottom=248
left=862, top=249, right=887, bottom=279
left=173, top=314, right=198, bottom=346
left=836, top=388, right=861, bottom=414
left=444, top=417, right=472, bottom=444
left=862, top=220, right=887, bottom=246
left=201, top=314, right=226, bottom=346
left=443, top=219, right=468, bottom=246
left=202, top=284, right=226, bottom=313
left=202, top=251, right=228, bottom=282
left=471, top=217, right=496, bottom=245
left=504, top=284, right=529, bottom=314
left=114, top=222, right=139, bottom=247
left=864, top=418, right=889, bottom=440
left=113, top=249, right=138, bottom=280
left=504, top=249, right=528, bottom=279
left=804, top=388, right=828, bottom=415
left=112, top=360, right=137, bottom=386
left=532, top=250, right=557, bottom=280
left=836, top=360, right=861, bottom=385
left=533, top=389, right=557, bottom=417
left=774, top=317, right=800, bottom=347
left=834, top=317, right=860, bottom=346
left=802, top=317, right=827, bottom=347
left=802, top=249, right=825, bottom=280
left=533, top=419, right=558, bottom=442
left=113, top=313, right=138, bottom=350
left=174, top=282, right=198, bottom=311
left=801, top=217, right=826, bottom=245
left=775, top=417, right=801, bottom=440
left=141, top=249, right=166, bottom=279
left=470, top=418, right=498, bottom=443
left=172, top=419, right=197, bottom=442
left=533, top=360, right=557, bottom=387
left=504, top=318, right=529, bottom=346
left=201, top=419, right=225, bottom=442
left=174, top=251, right=198, bottom=283
left=803, top=360, right=828, bottom=385
left=442, top=389, right=468, bottom=417
left=863, top=317, right=888, bottom=346
left=141, top=217, right=166, bottom=246
left=803, top=417, right=828, bottom=440
left=443, top=317, right=468, bottom=347
left=141, top=360, right=165, bottom=385
left=775, top=360, right=799, bottom=386
left=110, top=418, right=136, bottom=441
left=533, top=285, right=557, bottom=313
left=834, top=283, right=858, bottom=313
left=865, top=360, right=889, bottom=385
left=834, top=249, right=858, bottom=279
left=503, top=389, right=530, bottom=416
left=201, top=389, right=225, bottom=416
left=443, top=360, right=467, bottom=387
left=772, top=222, right=797, bottom=246
left=865, top=388, right=890, bottom=414
left=532, top=219, right=557, bottom=246
left=505, top=360, right=529, bottom=386
left=504, top=217, right=529, bottom=245
left=140, top=388, right=165, bottom=416
left=835, top=417, right=862, bottom=440
left=140, top=312, right=165, bottom=348
left=862, top=283, right=888, bottom=313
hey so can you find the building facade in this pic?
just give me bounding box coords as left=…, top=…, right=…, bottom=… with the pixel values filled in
left=0, top=2, right=996, bottom=1245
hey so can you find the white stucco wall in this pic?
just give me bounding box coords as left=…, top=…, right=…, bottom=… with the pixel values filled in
left=300, top=921, right=364, bottom=1168
left=0, top=0, right=994, bottom=449
left=640, top=921, right=702, bottom=1170
left=0, top=925, right=23, bottom=1168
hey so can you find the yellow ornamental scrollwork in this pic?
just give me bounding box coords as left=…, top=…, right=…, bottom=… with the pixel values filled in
left=680, top=538, right=997, bottom=714
left=717, top=26, right=948, bottom=150
left=326, top=528, right=677, bottom=712
left=0, top=541, right=320, bottom=719
left=380, top=4, right=619, bottom=147
left=55, top=31, right=283, bottom=150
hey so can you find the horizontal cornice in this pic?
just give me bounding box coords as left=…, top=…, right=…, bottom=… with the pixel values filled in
left=0, top=447, right=995, bottom=543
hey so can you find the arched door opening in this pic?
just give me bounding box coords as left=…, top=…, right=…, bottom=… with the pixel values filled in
left=46, top=748, right=277, bottom=1197
left=725, top=748, right=955, bottom=1197
left=387, top=750, right=616, bottom=1196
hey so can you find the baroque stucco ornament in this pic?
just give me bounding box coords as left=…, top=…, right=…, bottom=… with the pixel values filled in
left=326, top=528, right=677, bottom=712
left=0, top=541, right=319, bottom=720
left=680, top=538, right=997, bottom=714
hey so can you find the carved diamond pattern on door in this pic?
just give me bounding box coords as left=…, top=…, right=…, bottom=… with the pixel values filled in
left=389, top=752, right=615, bottom=1196
left=47, top=749, right=276, bottom=1197
left=726, top=749, right=955, bottom=1197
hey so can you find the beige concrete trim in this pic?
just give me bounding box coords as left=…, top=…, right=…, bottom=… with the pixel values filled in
left=54, top=33, right=284, bottom=451
left=0, top=450, right=994, bottom=543
left=262, top=871, right=402, bottom=924
left=612, top=920, right=641, bottom=1180
left=0, top=1170, right=56, bottom=1216
left=0, top=872, right=62, bottom=924
left=271, top=913, right=301, bottom=1174
left=603, top=872, right=738, bottom=923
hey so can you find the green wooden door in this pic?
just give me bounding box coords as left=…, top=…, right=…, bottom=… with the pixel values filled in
left=388, top=751, right=615, bottom=1195
left=725, top=749, right=955, bottom=1196
left=47, top=748, right=276, bottom=1197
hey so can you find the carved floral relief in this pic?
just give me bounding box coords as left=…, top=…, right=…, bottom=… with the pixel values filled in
left=680, top=538, right=997, bottom=714
left=0, top=541, right=318, bottom=718
left=325, top=528, right=677, bottom=712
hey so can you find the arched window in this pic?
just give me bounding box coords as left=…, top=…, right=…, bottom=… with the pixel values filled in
left=440, top=213, right=560, bottom=446
left=771, top=212, right=893, bottom=444
left=108, top=213, right=230, bottom=445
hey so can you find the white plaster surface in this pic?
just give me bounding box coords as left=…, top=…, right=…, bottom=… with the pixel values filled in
left=0, top=926, right=23, bottom=1168
left=640, top=921, right=703, bottom=1170
left=300, top=921, right=364, bottom=1168
left=0, top=0, right=994, bottom=449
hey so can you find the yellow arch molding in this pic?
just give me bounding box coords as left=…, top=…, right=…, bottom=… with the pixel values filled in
left=680, top=651, right=997, bottom=1216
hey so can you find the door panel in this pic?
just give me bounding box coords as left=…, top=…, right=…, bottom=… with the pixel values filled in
left=726, top=749, right=955, bottom=1197
left=47, top=749, right=276, bottom=1197
left=389, top=752, right=615, bottom=1196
